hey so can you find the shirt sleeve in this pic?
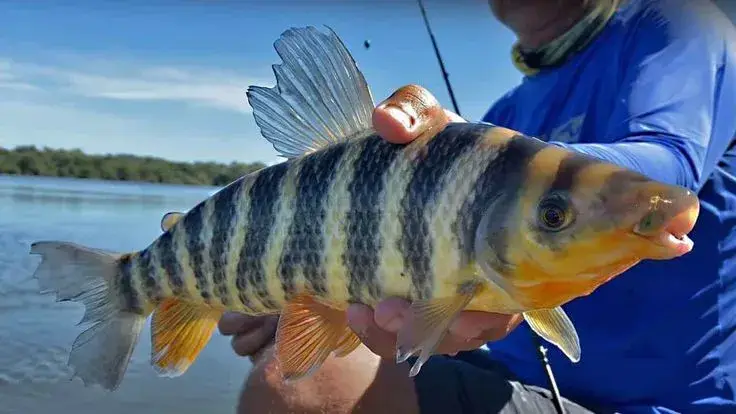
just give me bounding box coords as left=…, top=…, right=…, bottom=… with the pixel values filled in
left=552, top=1, right=736, bottom=192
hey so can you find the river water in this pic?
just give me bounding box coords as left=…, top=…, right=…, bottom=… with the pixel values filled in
left=0, top=175, right=252, bottom=414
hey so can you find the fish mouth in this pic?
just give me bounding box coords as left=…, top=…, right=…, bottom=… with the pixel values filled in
left=633, top=201, right=699, bottom=260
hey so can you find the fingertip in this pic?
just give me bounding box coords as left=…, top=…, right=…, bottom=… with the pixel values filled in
left=372, top=105, right=416, bottom=144
left=346, top=303, right=374, bottom=330
left=374, top=297, right=410, bottom=332
left=218, top=312, right=249, bottom=335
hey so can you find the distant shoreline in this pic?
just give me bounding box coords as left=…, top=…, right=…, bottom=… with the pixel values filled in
left=0, top=145, right=266, bottom=187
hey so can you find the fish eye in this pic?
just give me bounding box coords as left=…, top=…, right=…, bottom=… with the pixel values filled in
left=537, top=194, right=572, bottom=232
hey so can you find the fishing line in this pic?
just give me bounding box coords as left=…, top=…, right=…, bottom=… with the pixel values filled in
left=416, top=0, right=461, bottom=116
left=414, top=1, right=565, bottom=413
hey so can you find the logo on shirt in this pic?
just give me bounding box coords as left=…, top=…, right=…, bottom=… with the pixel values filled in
left=539, top=113, right=586, bottom=143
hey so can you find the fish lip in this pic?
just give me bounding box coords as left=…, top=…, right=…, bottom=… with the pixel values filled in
left=633, top=230, right=694, bottom=258
left=632, top=211, right=696, bottom=259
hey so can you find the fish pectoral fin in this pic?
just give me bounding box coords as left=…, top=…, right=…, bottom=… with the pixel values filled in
left=396, top=282, right=481, bottom=377
left=150, top=298, right=223, bottom=377
left=160, top=211, right=184, bottom=232
left=246, top=26, right=375, bottom=159
left=333, top=329, right=362, bottom=358
left=275, top=294, right=356, bottom=381
left=523, top=307, right=581, bottom=363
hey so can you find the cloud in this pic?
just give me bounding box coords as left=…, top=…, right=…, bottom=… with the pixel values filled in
left=0, top=99, right=277, bottom=163
left=0, top=56, right=266, bottom=113
left=0, top=60, right=41, bottom=92
left=0, top=53, right=285, bottom=163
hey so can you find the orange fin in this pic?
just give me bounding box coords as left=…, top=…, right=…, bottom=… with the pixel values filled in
left=275, top=294, right=356, bottom=381
left=396, top=282, right=481, bottom=377
left=333, top=329, right=362, bottom=357
left=160, top=211, right=184, bottom=232
left=150, top=298, right=223, bottom=377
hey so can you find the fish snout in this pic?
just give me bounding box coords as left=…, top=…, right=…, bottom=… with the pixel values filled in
left=632, top=185, right=700, bottom=259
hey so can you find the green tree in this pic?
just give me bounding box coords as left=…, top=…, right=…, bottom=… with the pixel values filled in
left=0, top=146, right=267, bottom=186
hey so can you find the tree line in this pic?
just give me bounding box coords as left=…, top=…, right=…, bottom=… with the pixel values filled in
left=0, top=145, right=267, bottom=186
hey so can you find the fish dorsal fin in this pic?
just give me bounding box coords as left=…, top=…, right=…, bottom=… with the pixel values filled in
left=246, top=26, right=375, bottom=159
left=160, top=211, right=184, bottom=232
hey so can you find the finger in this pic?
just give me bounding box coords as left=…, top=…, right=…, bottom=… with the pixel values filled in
left=372, top=84, right=455, bottom=144
left=346, top=303, right=397, bottom=359
left=444, top=108, right=466, bottom=123
left=373, top=297, right=410, bottom=333
left=218, top=312, right=264, bottom=336
left=230, top=317, right=278, bottom=357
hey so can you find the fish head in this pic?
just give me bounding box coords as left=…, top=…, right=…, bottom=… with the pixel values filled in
left=474, top=141, right=700, bottom=309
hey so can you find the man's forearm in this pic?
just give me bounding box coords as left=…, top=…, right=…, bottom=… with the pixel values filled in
left=238, top=344, right=421, bottom=414
left=553, top=140, right=699, bottom=190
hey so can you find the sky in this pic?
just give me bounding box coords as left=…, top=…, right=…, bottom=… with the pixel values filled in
left=0, top=0, right=523, bottom=165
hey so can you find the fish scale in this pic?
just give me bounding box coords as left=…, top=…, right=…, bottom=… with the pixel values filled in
left=28, top=26, right=700, bottom=391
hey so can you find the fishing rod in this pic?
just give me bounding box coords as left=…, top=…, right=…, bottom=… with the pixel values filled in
left=416, top=0, right=461, bottom=116
left=414, top=1, right=566, bottom=413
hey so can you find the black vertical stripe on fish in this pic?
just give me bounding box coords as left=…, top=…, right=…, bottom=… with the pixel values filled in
left=208, top=179, right=245, bottom=306
left=399, top=123, right=483, bottom=300
left=279, top=143, right=348, bottom=299
left=599, top=169, right=649, bottom=201
left=156, top=231, right=185, bottom=296
left=117, top=254, right=141, bottom=314
left=547, top=152, right=599, bottom=194
left=455, top=134, right=546, bottom=272
left=344, top=136, right=403, bottom=303
left=184, top=203, right=210, bottom=302
left=591, top=169, right=649, bottom=229
left=237, top=162, right=289, bottom=310
left=138, top=247, right=161, bottom=302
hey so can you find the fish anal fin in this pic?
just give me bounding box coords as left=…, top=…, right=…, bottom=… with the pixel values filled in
left=160, top=211, right=184, bottom=232
left=246, top=26, right=375, bottom=159
left=523, top=307, right=581, bottom=363
left=275, top=294, right=357, bottom=381
left=150, top=298, right=223, bottom=377
left=333, top=329, right=362, bottom=358
left=396, top=282, right=481, bottom=377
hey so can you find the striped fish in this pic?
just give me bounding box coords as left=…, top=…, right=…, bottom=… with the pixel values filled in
left=29, top=26, right=700, bottom=391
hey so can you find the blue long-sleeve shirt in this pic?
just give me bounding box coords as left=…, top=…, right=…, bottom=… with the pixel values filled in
left=481, top=0, right=736, bottom=412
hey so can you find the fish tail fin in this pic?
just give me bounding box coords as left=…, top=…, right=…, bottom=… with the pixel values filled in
left=30, top=241, right=147, bottom=391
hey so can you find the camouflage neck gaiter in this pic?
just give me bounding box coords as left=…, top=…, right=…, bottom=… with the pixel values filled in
left=511, top=0, right=620, bottom=76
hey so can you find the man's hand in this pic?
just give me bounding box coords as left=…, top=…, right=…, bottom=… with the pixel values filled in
left=349, top=84, right=523, bottom=360
left=218, top=312, right=278, bottom=361
left=372, top=84, right=466, bottom=144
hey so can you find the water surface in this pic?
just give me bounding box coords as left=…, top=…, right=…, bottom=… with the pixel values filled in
left=0, top=175, right=252, bottom=414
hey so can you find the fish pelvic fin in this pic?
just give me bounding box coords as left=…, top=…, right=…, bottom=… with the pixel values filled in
left=150, top=298, right=223, bottom=377
left=160, top=211, right=184, bottom=232
left=275, top=294, right=361, bottom=382
left=523, top=307, right=581, bottom=363
left=247, top=26, right=375, bottom=159
left=29, top=241, right=147, bottom=391
left=396, top=281, right=482, bottom=377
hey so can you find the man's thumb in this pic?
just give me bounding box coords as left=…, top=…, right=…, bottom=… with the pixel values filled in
left=372, top=84, right=454, bottom=144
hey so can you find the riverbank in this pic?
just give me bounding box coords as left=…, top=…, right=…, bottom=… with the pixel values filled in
left=0, top=145, right=266, bottom=187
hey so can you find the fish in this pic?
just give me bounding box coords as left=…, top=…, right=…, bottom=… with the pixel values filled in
left=28, top=26, right=700, bottom=391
